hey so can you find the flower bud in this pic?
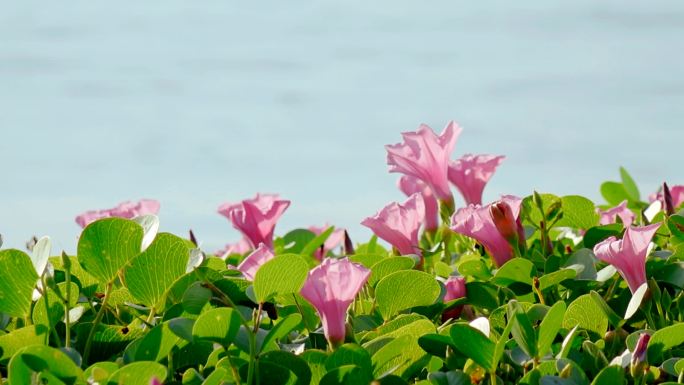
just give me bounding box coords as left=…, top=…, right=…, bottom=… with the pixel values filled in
left=490, top=202, right=518, bottom=244
left=630, top=333, right=651, bottom=378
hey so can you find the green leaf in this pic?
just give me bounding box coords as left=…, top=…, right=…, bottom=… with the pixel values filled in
left=192, top=307, right=241, bottom=346
left=457, top=259, right=493, bottom=280
left=302, top=350, right=328, bottom=385
left=8, top=345, right=86, bottom=385
left=261, top=350, right=312, bottom=385
left=376, top=270, right=440, bottom=319
left=124, top=232, right=190, bottom=308
left=555, top=195, right=600, bottom=229
left=449, top=323, right=495, bottom=372
left=619, top=167, right=640, bottom=201
left=107, top=361, right=167, bottom=385
left=591, top=365, right=624, bottom=385
left=562, top=294, right=608, bottom=337
left=0, top=325, right=48, bottom=363
left=464, top=282, right=500, bottom=310
left=277, top=229, right=316, bottom=254
left=253, top=254, right=309, bottom=303
left=370, top=318, right=435, bottom=378
left=74, top=323, right=145, bottom=364
left=301, top=226, right=335, bottom=257
left=33, top=282, right=79, bottom=328
left=646, top=323, right=684, bottom=364
left=538, top=301, right=566, bottom=358
left=349, top=253, right=385, bottom=269
left=492, top=258, right=536, bottom=286
left=77, top=218, right=144, bottom=283
left=600, top=181, right=629, bottom=206
left=320, top=365, right=368, bottom=385
left=583, top=224, right=623, bottom=249
left=325, top=343, right=372, bottom=377
left=0, top=249, right=39, bottom=317
left=260, top=313, right=302, bottom=352
left=508, top=301, right=538, bottom=359
left=369, top=257, right=416, bottom=287
left=588, top=291, right=622, bottom=328
left=538, top=269, right=577, bottom=291
left=135, top=321, right=184, bottom=362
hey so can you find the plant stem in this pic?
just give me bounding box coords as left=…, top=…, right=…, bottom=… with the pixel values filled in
left=83, top=282, right=113, bottom=364
left=490, top=371, right=497, bottom=385
left=64, top=262, right=72, bottom=348
left=253, top=303, right=263, bottom=334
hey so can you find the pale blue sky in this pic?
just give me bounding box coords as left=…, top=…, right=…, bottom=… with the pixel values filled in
left=1, top=1, right=683, bottom=253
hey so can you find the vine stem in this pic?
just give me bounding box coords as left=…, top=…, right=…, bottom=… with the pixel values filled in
left=63, top=258, right=72, bottom=348
left=83, top=282, right=113, bottom=364
left=41, top=277, right=63, bottom=347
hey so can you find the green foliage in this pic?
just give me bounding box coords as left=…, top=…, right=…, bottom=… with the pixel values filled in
left=1, top=168, right=683, bottom=384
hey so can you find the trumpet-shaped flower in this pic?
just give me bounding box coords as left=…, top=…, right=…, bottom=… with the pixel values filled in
left=597, top=200, right=635, bottom=227
left=361, top=193, right=425, bottom=257
left=448, top=154, right=505, bottom=205
left=442, top=275, right=467, bottom=321
left=300, top=257, right=370, bottom=347
left=451, top=195, right=523, bottom=267
left=398, top=175, right=439, bottom=231
left=75, top=199, right=160, bottom=228
left=218, top=193, right=290, bottom=249
left=236, top=243, right=275, bottom=281
left=593, top=223, right=661, bottom=294
left=309, top=224, right=346, bottom=260
left=386, top=121, right=462, bottom=201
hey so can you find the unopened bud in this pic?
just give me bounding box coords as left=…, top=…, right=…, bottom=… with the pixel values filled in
left=663, top=182, right=674, bottom=216
left=490, top=202, right=518, bottom=243
left=630, top=333, right=650, bottom=378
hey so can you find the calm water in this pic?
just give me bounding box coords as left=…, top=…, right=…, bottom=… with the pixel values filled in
left=1, top=1, right=683, bottom=253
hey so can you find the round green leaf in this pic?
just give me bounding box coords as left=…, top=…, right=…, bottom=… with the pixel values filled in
left=8, top=345, right=86, bottom=385
left=647, top=323, right=684, bottom=364
left=33, top=282, right=79, bottom=328
left=538, top=301, right=566, bottom=358
left=135, top=321, right=183, bottom=362
left=555, top=195, right=600, bottom=229
left=261, top=350, right=312, bottom=385
left=376, top=270, right=440, bottom=319
left=369, top=257, right=416, bottom=287
left=77, top=218, right=144, bottom=284
left=325, top=343, right=372, bottom=376
left=0, top=325, right=49, bottom=363
left=124, top=232, right=190, bottom=308
left=253, top=254, right=309, bottom=303
left=0, top=249, right=39, bottom=317
left=449, top=323, right=495, bottom=372
left=260, top=313, right=302, bottom=352
left=492, top=258, right=536, bottom=286
left=192, top=307, right=241, bottom=346
left=320, top=365, right=369, bottom=385
left=107, top=361, right=167, bottom=385
left=562, top=294, right=608, bottom=337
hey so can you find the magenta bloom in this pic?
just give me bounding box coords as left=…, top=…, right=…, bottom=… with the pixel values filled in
left=593, top=223, right=661, bottom=294
left=217, top=193, right=291, bottom=249
left=361, top=193, right=425, bottom=257
left=75, top=199, right=160, bottom=228
left=236, top=243, right=275, bottom=281
left=300, top=257, right=370, bottom=346
left=215, top=238, right=252, bottom=259
left=398, top=175, right=439, bottom=231
left=598, top=200, right=635, bottom=228
left=442, top=276, right=467, bottom=321
left=448, top=154, right=505, bottom=205
left=386, top=121, right=462, bottom=201
left=309, top=224, right=346, bottom=260
left=450, top=195, right=523, bottom=267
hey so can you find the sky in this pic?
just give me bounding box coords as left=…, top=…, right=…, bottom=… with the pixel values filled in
left=1, top=0, right=683, bottom=253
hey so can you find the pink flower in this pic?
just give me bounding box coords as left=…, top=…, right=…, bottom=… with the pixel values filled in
left=597, top=200, right=635, bottom=227
left=650, top=184, right=684, bottom=210
left=309, top=224, right=346, bottom=260
left=300, top=257, right=370, bottom=347
left=360, top=193, right=425, bottom=257
left=398, top=175, right=439, bottom=231
left=75, top=199, right=160, bottom=228
left=386, top=121, right=462, bottom=201
left=450, top=195, right=523, bottom=267
left=593, top=223, right=661, bottom=294
left=442, top=276, right=467, bottom=321
left=217, top=193, right=291, bottom=249
left=448, top=154, right=505, bottom=205
left=236, top=243, right=275, bottom=281
left=215, top=238, right=252, bottom=259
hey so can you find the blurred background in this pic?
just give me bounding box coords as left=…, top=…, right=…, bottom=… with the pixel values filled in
left=1, top=1, right=683, bottom=253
